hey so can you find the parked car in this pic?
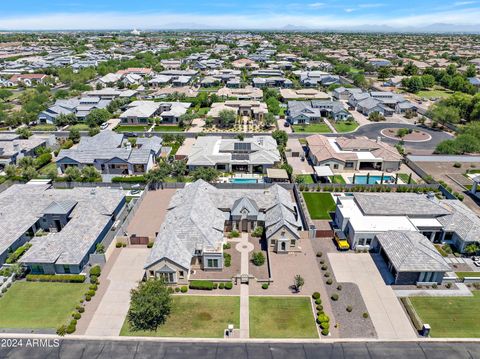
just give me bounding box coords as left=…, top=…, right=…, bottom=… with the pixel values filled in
left=100, top=122, right=109, bottom=130
left=474, top=261, right=480, bottom=268
left=334, top=231, right=350, bottom=250
left=284, top=121, right=290, bottom=127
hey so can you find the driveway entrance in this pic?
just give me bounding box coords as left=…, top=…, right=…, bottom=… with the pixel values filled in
left=328, top=253, right=417, bottom=340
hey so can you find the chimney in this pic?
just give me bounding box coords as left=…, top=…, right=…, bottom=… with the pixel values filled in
left=125, top=142, right=132, bottom=151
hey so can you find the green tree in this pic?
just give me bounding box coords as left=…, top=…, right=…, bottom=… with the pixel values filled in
left=81, top=166, right=101, bottom=182
left=64, top=166, right=82, bottom=182
left=377, top=67, right=392, bottom=81
left=16, top=127, right=32, bottom=139
left=252, top=252, right=265, bottom=266
left=402, top=62, right=418, bottom=76
left=294, top=274, right=305, bottom=293
left=266, top=97, right=280, bottom=115
left=218, top=109, right=236, bottom=128
left=272, top=130, right=288, bottom=147
left=465, top=64, right=477, bottom=78
left=0, top=89, right=13, bottom=102
left=263, top=112, right=276, bottom=129
left=69, top=128, right=81, bottom=143
left=21, top=166, right=37, bottom=181
left=4, top=164, right=17, bottom=179
left=86, top=108, right=111, bottom=127
left=191, top=167, right=220, bottom=182
left=127, top=278, right=172, bottom=332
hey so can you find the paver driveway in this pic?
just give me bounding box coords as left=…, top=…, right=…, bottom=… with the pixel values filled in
left=328, top=253, right=417, bottom=340
left=84, top=247, right=150, bottom=336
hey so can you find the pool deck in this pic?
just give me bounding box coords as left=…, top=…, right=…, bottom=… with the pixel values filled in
left=340, top=171, right=405, bottom=185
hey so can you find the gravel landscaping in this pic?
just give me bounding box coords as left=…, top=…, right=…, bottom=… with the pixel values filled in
left=312, top=238, right=376, bottom=338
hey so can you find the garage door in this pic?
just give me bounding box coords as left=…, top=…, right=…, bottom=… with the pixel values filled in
left=130, top=236, right=149, bottom=245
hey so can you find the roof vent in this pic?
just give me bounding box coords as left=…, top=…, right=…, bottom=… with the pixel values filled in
left=426, top=192, right=435, bottom=200
left=90, top=188, right=96, bottom=195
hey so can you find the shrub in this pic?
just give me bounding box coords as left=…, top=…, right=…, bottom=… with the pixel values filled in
left=85, top=295, right=91, bottom=301
left=213, top=283, right=218, bottom=289
left=77, top=307, right=85, bottom=313
left=147, top=241, right=154, bottom=248
left=319, top=259, right=325, bottom=265
left=223, top=252, right=232, bottom=267
left=66, top=324, right=76, bottom=334
left=453, top=162, right=462, bottom=168
left=262, top=283, right=269, bottom=290
left=112, top=175, right=146, bottom=183
left=116, top=242, right=122, bottom=248
left=87, top=289, right=96, bottom=297
left=72, top=312, right=81, bottom=320
left=363, top=312, right=369, bottom=319
left=5, top=243, right=32, bottom=264
left=321, top=328, right=329, bottom=336
left=122, top=243, right=127, bottom=247
left=174, top=287, right=180, bottom=293
left=70, top=319, right=77, bottom=326
left=326, top=279, right=333, bottom=285
left=26, top=274, right=85, bottom=283
left=346, top=306, right=353, bottom=312
left=167, top=287, right=174, bottom=293
left=324, top=272, right=330, bottom=278
left=315, top=298, right=322, bottom=305
left=337, top=284, right=342, bottom=291
left=312, top=292, right=321, bottom=299
left=90, top=275, right=98, bottom=284
left=219, top=283, right=225, bottom=289
left=228, top=230, right=240, bottom=238
left=316, top=304, right=323, bottom=311
left=181, top=286, right=188, bottom=293
left=189, top=280, right=214, bottom=290
left=316, top=251, right=323, bottom=257
left=252, top=226, right=264, bottom=237
left=89, top=265, right=101, bottom=277
left=89, top=284, right=98, bottom=291
left=446, top=282, right=452, bottom=288
left=317, top=314, right=329, bottom=323
left=252, top=252, right=265, bottom=266
left=320, top=322, right=330, bottom=330
left=223, top=242, right=231, bottom=250
left=331, top=293, right=339, bottom=301
left=225, top=282, right=233, bottom=290
left=321, top=265, right=328, bottom=271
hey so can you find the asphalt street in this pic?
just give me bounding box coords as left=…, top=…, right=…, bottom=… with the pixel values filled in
left=1, top=339, right=480, bottom=359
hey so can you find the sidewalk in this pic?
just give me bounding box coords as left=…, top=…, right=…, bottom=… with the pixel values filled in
left=395, top=283, right=472, bottom=297
left=236, top=233, right=254, bottom=339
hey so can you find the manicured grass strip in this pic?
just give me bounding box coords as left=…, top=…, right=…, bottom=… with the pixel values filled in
left=115, top=125, right=150, bottom=132
left=120, top=296, right=239, bottom=338
left=329, top=175, right=346, bottom=184
left=292, top=123, right=332, bottom=133
left=410, top=291, right=480, bottom=338
left=398, top=173, right=416, bottom=184
left=249, top=296, right=318, bottom=338
left=68, top=124, right=90, bottom=131
left=31, top=124, right=57, bottom=131
left=296, top=174, right=314, bottom=184
left=416, top=89, right=452, bottom=99
left=38, top=162, right=57, bottom=175
left=0, top=282, right=89, bottom=329
left=456, top=272, right=480, bottom=279
left=302, top=192, right=336, bottom=220
left=153, top=125, right=185, bottom=132
left=332, top=121, right=358, bottom=133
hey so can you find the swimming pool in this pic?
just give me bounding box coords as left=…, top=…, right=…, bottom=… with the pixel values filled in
left=229, top=178, right=258, bottom=184
left=348, top=175, right=395, bottom=184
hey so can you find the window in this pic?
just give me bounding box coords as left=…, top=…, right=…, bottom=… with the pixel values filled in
left=149, top=270, right=154, bottom=277
left=63, top=265, right=70, bottom=274
left=345, top=162, right=354, bottom=168
left=207, top=259, right=219, bottom=268
left=358, top=238, right=365, bottom=245
left=179, top=271, right=184, bottom=279
left=271, top=239, right=276, bottom=245
left=290, top=239, right=295, bottom=246
left=366, top=238, right=372, bottom=246
left=160, top=272, right=175, bottom=283
left=333, top=164, right=339, bottom=169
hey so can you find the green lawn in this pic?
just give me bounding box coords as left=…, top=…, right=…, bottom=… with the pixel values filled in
left=332, top=121, right=358, bottom=133
left=456, top=272, right=480, bottom=279
left=0, top=282, right=88, bottom=329
left=115, top=125, right=150, bottom=132
left=410, top=292, right=480, bottom=338
left=398, top=173, right=416, bottom=184
left=30, top=124, right=57, bottom=131
left=416, top=89, right=452, bottom=99
left=329, top=175, right=346, bottom=184
left=302, top=192, right=336, bottom=220
left=296, top=174, right=314, bottom=184
left=250, top=296, right=318, bottom=338
left=120, top=296, right=240, bottom=338
left=68, top=124, right=90, bottom=131
left=153, top=125, right=185, bottom=132
left=292, top=123, right=331, bottom=133
left=38, top=162, right=57, bottom=175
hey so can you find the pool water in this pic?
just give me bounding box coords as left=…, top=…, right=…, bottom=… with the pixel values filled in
left=229, top=178, right=258, bottom=184
left=349, top=175, right=395, bottom=184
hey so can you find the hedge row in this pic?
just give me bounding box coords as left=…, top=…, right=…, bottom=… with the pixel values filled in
left=26, top=274, right=85, bottom=283
left=189, top=280, right=214, bottom=290
left=5, top=243, right=32, bottom=264
left=111, top=176, right=147, bottom=183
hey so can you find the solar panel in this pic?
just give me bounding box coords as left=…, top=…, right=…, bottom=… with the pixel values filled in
left=232, top=154, right=250, bottom=161
left=234, top=142, right=251, bottom=152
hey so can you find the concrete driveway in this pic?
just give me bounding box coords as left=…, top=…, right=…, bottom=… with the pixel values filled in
left=328, top=253, right=417, bottom=340
left=83, top=247, right=150, bottom=336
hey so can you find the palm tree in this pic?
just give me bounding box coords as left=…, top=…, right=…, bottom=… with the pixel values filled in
left=294, top=275, right=304, bottom=293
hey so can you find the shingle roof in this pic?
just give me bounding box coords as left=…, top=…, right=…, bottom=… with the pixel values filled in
left=376, top=231, right=450, bottom=272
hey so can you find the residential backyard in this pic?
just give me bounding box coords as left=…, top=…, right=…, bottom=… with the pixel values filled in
left=292, top=123, right=331, bottom=133
left=0, top=282, right=89, bottom=329
left=249, top=296, right=318, bottom=338
left=302, top=192, right=336, bottom=220
left=120, top=296, right=240, bottom=338
left=410, top=292, right=480, bottom=338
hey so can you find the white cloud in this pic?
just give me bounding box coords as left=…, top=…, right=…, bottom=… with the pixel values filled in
left=454, top=1, right=476, bottom=5
left=358, top=3, right=385, bottom=8
left=308, top=2, right=325, bottom=8
left=344, top=8, right=355, bottom=12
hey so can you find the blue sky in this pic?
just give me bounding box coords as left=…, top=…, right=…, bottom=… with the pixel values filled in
left=0, top=0, right=479, bottom=30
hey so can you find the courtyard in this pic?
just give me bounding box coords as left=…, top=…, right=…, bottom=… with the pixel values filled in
left=302, top=192, right=336, bottom=220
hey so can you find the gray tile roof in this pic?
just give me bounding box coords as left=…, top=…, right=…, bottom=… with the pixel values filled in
left=0, top=184, right=124, bottom=266
left=354, top=193, right=451, bottom=217
left=376, top=231, right=450, bottom=272
left=437, top=199, right=480, bottom=243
